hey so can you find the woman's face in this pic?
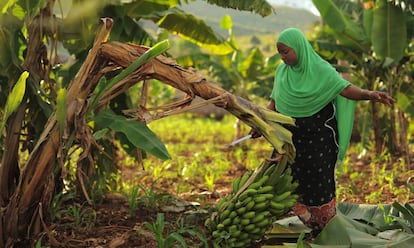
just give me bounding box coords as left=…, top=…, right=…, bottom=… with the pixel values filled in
left=277, top=42, right=297, bottom=66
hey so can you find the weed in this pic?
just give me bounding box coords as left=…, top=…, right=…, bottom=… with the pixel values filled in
left=204, top=171, right=215, bottom=192
left=49, top=192, right=76, bottom=222
left=143, top=213, right=208, bottom=248
left=65, top=204, right=97, bottom=231
left=122, top=184, right=140, bottom=216
left=137, top=181, right=175, bottom=209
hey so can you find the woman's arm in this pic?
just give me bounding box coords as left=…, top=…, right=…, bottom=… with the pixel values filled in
left=340, top=85, right=395, bottom=106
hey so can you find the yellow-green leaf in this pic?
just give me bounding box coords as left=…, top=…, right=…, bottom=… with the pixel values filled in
left=0, top=71, right=28, bottom=133
left=56, top=88, right=67, bottom=135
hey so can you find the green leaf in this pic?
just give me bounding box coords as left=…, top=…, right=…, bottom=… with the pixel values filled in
left=167, top=232, right=188, bottom=247
left=312, top=0, right=370, bottom=50
left=56, top=88, right=67, bottom=135
left=125, top=0, right=180, bottom=17
left=396, top=86, right=414, bottom=119
left=205, top=0, right=274, bottom=17
left=371, top=0, right=407, bottom=63
left=337, top=202, right=393, bottom=229
left=91, top=39, right=170, bottom=109
left=157, top=10, right=223, bottom=45
left=0, top=70, right=28, bottom=133
left=93, top=109, right=170, bottom=160
left=1, top=0, right=18, bottom=14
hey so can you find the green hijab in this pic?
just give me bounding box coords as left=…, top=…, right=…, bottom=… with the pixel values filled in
left=271, top=28, right=356, bottom=161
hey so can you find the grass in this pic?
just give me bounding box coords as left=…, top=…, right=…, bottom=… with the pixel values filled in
left=126, top=112, right=413, bottom=206
left=140, top=113, right=273, bottom=193
left=44, top=113, right=413, bottom=247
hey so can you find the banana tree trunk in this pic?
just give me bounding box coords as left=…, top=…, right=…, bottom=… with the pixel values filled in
left=0, top=18, right=114, bottom=247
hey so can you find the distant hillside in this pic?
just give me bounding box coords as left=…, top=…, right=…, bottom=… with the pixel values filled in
left=180, top=1, right=320, bottom=37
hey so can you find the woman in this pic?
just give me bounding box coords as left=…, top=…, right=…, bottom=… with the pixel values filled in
left=253, top=28, right=394, bottom=234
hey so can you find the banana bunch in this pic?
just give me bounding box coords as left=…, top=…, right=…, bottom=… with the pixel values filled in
left=205, top=157, right=298, bottom=247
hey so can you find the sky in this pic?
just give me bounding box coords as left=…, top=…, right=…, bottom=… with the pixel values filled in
left=268, top=0, right=320, bottom=16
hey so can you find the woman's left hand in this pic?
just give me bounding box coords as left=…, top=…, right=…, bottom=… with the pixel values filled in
left=369, top=91, right=395, bottom=106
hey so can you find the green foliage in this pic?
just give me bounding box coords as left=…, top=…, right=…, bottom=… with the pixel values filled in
left=49, top=192, right=77, bottom=222
left=181, top=1, right=319, bottom=37
left=121, top=182, right=176, bottom=216
left=391, top=201, right=414, bottom=234
left=56, top=88, right=67, bottom=136
left=135, top=181, right=175, bottom=210
left=49, top=192, right=96, bottom=231
left=370, top=0, right=407, bottom=63
left=122, top=184, right=140, bottom=216
left=143, top=213, right=208, bottom=248
left=93, top=109, right=170, bottom=160
left=310, top=207, right=414, bottom=247
left=66, top=204, right=97, bottom=231
left=205, top=0, right=274, bottom=17
left=0, top=70, right=28, bottom=133
left=91, top=39, right=171, bottom=109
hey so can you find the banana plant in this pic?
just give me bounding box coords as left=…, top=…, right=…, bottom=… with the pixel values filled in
left=311, top=0, right=414, bottom=155
left=0, top=0, right=277, bottom=246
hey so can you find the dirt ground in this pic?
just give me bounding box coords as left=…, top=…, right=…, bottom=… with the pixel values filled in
left=42, top=150, right=413, bottom=248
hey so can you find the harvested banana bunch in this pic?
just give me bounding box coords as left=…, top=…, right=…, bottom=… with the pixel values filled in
left=205, top=156, right=298, bottom=248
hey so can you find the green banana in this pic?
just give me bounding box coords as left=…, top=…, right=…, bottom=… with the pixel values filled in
left=238, top=188, right=257, bottom=201
left=240, top=218, right=250, bottom=225
left=253, top=195, right=268, bottom=204
left=272, top=191, right=291, bottom=202
left=253, top=202, right=267, bottom=211
left=232, top=176, right=241, bottom=192
left=257, top=185, right=274, bottom=194
left=244, top=223, right=256, bottom=232
left=242, top=211, right=256, bottom=219
left=270, top=200, right=285, bottom=210
left=248, top=175, right=269, bottom=190
left=245, top=200, right=255, bottom=210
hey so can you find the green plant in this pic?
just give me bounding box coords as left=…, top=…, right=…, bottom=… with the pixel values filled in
left=34, top=236, right=43, bottom=248
left=63, top=204, right=97, bottom=231
left=390, top=202, right=414, bottom=234
left=137, top=181, right=175, bottom=210
left=49, top=192, right=76, bottom=222
left=144, top=213, right=208, bottom=248
left=204, top=171, right=216, bottom=192
left=122, top=184, right=140, bottom=216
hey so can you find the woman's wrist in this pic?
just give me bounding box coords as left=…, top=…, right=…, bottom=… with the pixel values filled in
left=363, top=89, right=373, bottom=100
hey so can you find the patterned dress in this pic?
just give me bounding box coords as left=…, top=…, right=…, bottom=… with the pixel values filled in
left=285, top=102, right=338, bottom=231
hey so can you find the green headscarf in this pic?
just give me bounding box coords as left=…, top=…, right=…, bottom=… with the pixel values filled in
left=270, top=28, right=356, bottom=161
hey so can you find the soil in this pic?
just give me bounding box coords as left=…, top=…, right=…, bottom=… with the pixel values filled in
left=42, top=149, right=413, bottom=248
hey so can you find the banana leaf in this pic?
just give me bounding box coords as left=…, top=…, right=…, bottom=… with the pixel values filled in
left=337, top=202, right=393, bottom=230
left=312, top=211, right=414, bottom=247
left=93, top=109, right=170, bottom=160
left=204, top=0, right=274, bottom=17
left=370, top=0, right=407, bottom=64
left=312, top=0, right=370, bottom=51
left=308, top=205, right=414, bottom=247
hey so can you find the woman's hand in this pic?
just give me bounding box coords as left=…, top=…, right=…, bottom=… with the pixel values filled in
left=341, top=85, right=395, bottom=106
left=368, top=90, right=395, bottom=106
